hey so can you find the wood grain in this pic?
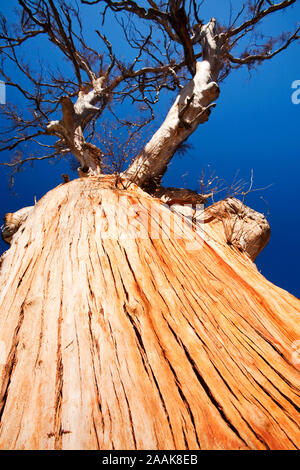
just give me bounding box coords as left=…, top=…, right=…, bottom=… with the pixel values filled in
left=0, top=176, right=299, bottom=450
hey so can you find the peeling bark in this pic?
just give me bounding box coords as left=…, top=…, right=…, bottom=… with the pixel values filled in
left=153, top=186, right=212, bottom=206
left=0, top=176, right=299, bottom=450
left=123, top=60, right=220, bottom=190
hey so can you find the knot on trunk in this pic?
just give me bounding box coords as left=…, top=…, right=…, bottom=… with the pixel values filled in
left=205, top=197, right=270, bottom=261
left=1, top=206, right=34, bottom=245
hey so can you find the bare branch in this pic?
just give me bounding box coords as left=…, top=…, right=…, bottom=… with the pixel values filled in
left=227, top=27, right=300, bottom=66
left=227, top=0, right=298, bottom=38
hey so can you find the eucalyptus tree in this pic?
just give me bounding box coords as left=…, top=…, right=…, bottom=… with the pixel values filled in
left=0, top=1, right=299, bottom=450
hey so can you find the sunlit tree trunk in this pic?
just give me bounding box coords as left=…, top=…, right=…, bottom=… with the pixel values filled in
left=0, top=176, right=299, bottom=450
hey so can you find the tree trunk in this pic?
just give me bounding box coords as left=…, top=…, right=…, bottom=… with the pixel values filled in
left=0, top=176, right=299, bottom=450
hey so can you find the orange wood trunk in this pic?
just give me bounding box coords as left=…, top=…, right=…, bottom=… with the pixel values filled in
left=0, top=176, right=299, bottom=450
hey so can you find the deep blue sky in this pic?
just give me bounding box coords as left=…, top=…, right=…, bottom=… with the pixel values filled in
left=0, top=1, right=299, bottom=297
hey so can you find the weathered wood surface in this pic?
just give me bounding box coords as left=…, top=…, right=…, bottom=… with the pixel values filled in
left=0, top=176, right=299, bottom=450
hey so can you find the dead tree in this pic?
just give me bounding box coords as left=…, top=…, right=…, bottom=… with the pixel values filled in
left=0, top=0, right=299, bottom=450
